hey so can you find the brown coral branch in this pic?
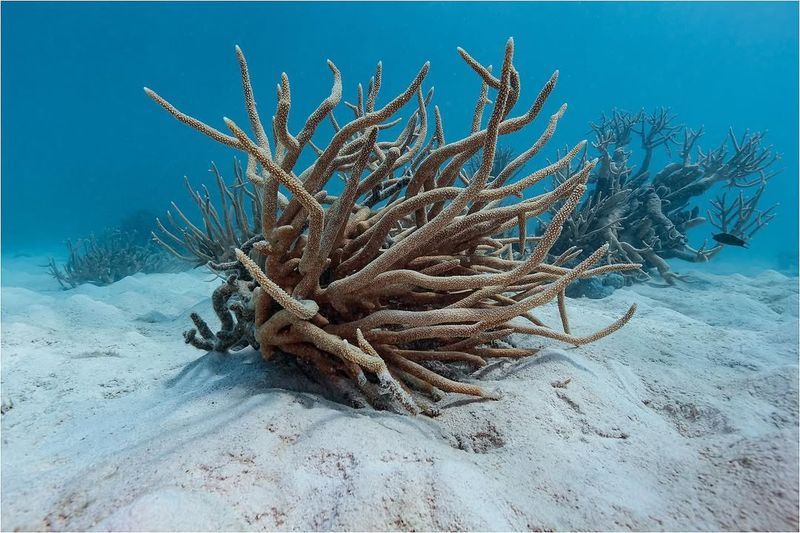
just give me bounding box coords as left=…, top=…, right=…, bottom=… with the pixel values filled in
left=147, top=39, right=637, bottom=415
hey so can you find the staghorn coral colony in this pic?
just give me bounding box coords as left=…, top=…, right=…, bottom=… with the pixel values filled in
left=48, top=210, right=182, bottom=289
left=145, top=39, right=638, bottom=414
left=543, top=109, right=780, bottom=285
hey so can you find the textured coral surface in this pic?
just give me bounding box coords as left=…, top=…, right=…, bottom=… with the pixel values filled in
left=144, top=40, right=640, bottom=412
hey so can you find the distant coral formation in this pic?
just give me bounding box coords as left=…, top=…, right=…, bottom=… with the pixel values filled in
left=48, top=210, right=182, bottom=289
left=145, top=39, right=638, bottom=414
left=542, top=109, right=779, bottom=285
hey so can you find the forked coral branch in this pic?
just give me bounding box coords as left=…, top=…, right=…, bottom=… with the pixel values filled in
left=145, top=39, right=638, bottom=414
left=153, top=159, right=265, bottom=266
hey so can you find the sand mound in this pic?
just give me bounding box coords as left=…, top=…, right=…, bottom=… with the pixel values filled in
left=2, top=257, right=797, bottom=530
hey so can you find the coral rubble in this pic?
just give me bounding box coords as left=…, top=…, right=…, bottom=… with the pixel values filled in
left=145, top=39, right=638, bottom=414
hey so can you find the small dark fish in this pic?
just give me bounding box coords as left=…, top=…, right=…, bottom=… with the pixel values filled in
left=712, top=232, right=748, bottom=247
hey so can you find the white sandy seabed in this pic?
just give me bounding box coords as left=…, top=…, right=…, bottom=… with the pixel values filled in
left=1, top=255, right=798, bottom=531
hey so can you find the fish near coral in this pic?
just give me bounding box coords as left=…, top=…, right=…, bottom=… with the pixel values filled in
left=712, top=232, right=748, bottom=247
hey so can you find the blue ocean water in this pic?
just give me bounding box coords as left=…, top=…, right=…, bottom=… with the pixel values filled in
left=2, top=1, right=798, bottom=271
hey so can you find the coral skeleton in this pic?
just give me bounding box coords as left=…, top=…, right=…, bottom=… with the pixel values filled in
left=153, top=160, right=266, bottom=267
left=543, top=109, right=779, bottom=285
left=145, top=39, right=638, bottom=414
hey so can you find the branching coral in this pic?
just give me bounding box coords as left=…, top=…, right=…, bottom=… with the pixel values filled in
left=153, top=160, right=266, bottom=267
left=145, top=39, right=638, bottom=414
left=544, top=109, right=780, bottom=285
left=48, top=213, right=182, bottom=289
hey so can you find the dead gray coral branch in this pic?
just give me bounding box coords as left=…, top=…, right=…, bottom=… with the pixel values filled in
left=542, top=109, right=780, bottom=285
left=154, top=159, right=263, bottom=266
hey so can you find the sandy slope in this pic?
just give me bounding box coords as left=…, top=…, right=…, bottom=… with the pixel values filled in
left=1, top=256, right=798, bottom=531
